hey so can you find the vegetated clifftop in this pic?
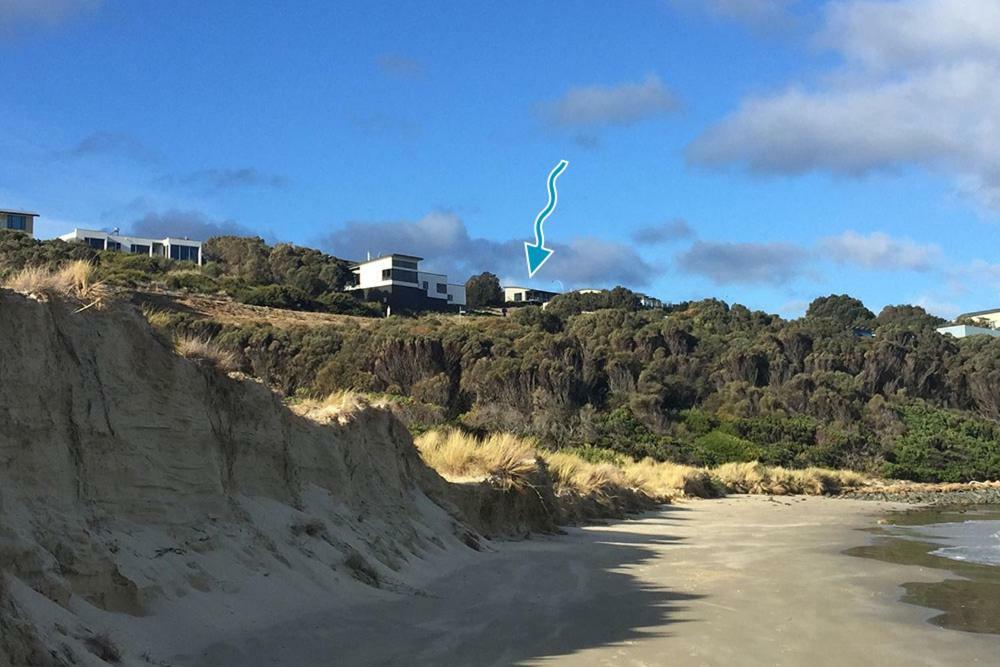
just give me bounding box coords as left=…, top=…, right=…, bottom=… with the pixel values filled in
left=0, top=290, right=544, bottom=666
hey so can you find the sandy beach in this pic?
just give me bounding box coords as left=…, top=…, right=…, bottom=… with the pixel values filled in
left=193, top=495, right=1000, bottom=666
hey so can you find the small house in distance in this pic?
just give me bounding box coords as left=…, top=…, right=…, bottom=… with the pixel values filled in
left=503, top=286, right=559, bottom=304
left=1, top=209, right=38, bottom=237
left=59, top=228, right=203, bottom=265
left=936, top=308, right=1000, bottom=339
left=346, top=253, right=466, bottom=312
left=955, top=308, right=1000, bottom=328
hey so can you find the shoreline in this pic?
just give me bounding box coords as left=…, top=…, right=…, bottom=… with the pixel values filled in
left=842, top=480, right=1000, bottom=506
left=193, top=495, right=1000, bottom=666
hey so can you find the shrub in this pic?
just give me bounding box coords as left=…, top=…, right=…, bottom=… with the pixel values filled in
left=237, top=284, right=319, bottom=311
left=164, top=270, right=219, bottom=293
left=316, top=291, right=383, bottom=317
left=694, top=431, right=762, bottom=466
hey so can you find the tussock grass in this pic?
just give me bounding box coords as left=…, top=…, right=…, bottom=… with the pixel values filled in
left=415, top=430, right=538, bottom=490
left=711, top=461, right=869, bottom=495
left=414, top=429, right=872, bottom=511
left=140, top=305, right=173, bottom=329
left=4, top=260, right=103, bottom=299
left=622, top=458, right=722, bottom=499
left=174, top=334, right=238, bottom=371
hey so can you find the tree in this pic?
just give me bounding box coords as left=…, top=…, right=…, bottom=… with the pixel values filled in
left=465, top=272, right=503, bottom=307
left=877, top=305, right=945, bottom=330
left=806, top=294, right=876, bottom=329
left=202, top=236, right=272, bottom=283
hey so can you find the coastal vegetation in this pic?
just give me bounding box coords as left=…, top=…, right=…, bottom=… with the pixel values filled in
left=3, top=229, right=1000, bottom=484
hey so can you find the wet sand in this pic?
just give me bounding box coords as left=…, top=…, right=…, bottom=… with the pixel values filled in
left=198, top=496, right=1000, bottom=666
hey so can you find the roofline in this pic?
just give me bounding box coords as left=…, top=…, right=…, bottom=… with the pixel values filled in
left=0, top=210, right=39, bottom=216
left=957, top=308, right=1000, bottom=319
left=60, top=228, right=202, bottom=244
left=503, top=285, right=559, bottom=293
left=350, top=253, right=424, bottom=266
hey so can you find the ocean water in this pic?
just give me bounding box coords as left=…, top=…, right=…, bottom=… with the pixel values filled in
left=888, top=509, right=1000, bottom=567
left=848, top=505, right=1000, bottom=634
left=919, top=520, right=1000, bottom=566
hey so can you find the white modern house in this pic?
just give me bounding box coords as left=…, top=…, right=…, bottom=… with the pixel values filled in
left=58, top=228, right=203, bottom=265
left=955, top=308, right=1000, bottom=328
left=936, top=308, right=1000, bottom=339
left=346, top=253, right=466, bottom=311
left=936, top=324, right=1000, bottom=339
left=1, top=209, right=37, bottom=237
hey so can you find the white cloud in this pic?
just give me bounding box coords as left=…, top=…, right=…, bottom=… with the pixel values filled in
left=677, top=240, right=809, bottom=284
left=0, top=0, right=101, bottom=28
left=677, top=229, right=943, bottom=285
left=819, top=230, right=942, bottom=271
left=128, top=209, right=254, bottom=240
left=539, top=75, right=678, bottom=127
left=821, top=0, right=1000, bottom=70
left=688, top=0, right=1000, bottom=210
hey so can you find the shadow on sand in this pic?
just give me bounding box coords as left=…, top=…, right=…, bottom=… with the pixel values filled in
left=196, top=507, right=701, bottom=666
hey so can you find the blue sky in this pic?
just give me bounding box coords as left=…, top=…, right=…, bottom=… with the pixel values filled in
left=2, top=0, right=998, bottom=319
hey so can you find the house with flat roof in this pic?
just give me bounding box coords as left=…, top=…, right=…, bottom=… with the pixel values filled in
left=1, top=210, right=38, bottom=237
left=346, top=253, right=466, bottom=312
left=955, top=308, right=1000, bottom=329
left=503, top=285, right=559, bottom=304
left=58, top=228, right=203, bottom=265
left=936, top=324, right=1000, bottom=340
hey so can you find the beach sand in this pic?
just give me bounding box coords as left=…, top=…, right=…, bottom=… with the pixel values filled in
left=197, top=495, right=1000, bottom=666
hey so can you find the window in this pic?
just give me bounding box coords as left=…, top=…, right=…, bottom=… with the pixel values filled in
left=514, top=293, right=523, bottom=302
left=152, top=242, right=165, bottom=257
left=6, top=214, right=27, bottom=231
left=393, top=259, right=419, bottom=270
left=381, top=268, right=417, bottom=283
left=448, top=294, right=453, bottom=302
left=169, top=244, right=199, bottom=262
left=131, top=244, right=150, bottom=254
left=422, top=281, right=428, bottom=290
left=393, top=269, right=418, bottom=283
left=107, top=241, right=122, bottom=252
left=84, top=237, right=105, bottom=249
left=436, top=283, right=447, bottom=294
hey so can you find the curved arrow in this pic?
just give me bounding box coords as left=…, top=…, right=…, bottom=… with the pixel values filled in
left=525, top=159, right=568, bottom=277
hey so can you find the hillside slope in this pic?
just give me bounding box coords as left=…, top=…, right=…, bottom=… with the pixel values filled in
left=0, top=290, right=475, bottom=666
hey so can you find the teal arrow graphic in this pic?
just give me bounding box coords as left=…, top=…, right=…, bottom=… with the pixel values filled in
left=525, top=159, right=568, bottom=277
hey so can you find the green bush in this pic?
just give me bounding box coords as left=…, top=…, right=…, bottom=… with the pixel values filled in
left=164, top=271, right=220, bottom=292
left=238, top=284, right=319, bottom=311
left=694, top=431, right=763, bottom=466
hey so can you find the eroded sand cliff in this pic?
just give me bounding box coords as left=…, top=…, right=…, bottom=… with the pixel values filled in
left=0, top=290, right=479, bottom=665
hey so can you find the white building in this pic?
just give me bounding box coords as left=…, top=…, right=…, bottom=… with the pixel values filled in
left=936, top=324, right=1000, bottom=339
left=346, top=253, right=466, bottom=310
left=58, top=228, right=203, bottom=265
left=955, top=308, right=1000, bottom=329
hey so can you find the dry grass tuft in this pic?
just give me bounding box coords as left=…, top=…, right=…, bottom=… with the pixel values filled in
left=289, top=390, right=372, bottom=423
left=622, top=458, right=722, bottom=499
left=174, top=334, right=239, bottom=371
left=711, top=461, right=869, bottom=495
left=415, top=430, right=538, bottom=490
left=3, top=260, right=103, bottom=300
